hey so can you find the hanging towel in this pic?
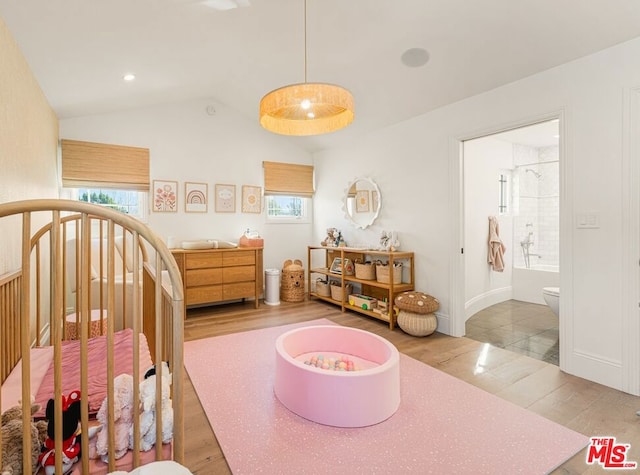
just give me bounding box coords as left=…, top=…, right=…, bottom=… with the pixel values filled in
left=488, top=216, right=506, bottom=272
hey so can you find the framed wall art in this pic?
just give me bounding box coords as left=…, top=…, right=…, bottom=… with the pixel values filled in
left=371, top=190, right=379, bottom=212
left=152, top=180, right=178, bottom=212
left=185, top=182, right=208, bottom=213
left=242, top=185, right=262, bottom=213
left=355, top=189, right=370, bottom=213
left=215, top=184, right=236, bottom=213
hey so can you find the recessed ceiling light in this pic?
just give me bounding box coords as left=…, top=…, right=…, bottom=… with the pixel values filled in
left=123, top=73, right=136, bottom=82
left=401, top=48, right=430, bottom=68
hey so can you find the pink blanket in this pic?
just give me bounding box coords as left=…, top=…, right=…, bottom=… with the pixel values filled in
left=33, top=328, right=153, bottom=418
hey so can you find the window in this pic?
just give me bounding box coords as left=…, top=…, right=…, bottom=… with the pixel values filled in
left=266, top=195, right=311, bottom=222
left=60, top=139, right=150, bottom=220
left=68, top=188, right=147, bottom=221
left=263, top=161, right=314, bottom=224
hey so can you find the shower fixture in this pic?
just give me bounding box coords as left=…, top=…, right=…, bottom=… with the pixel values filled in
left=525, top=169, right=542, bottom=179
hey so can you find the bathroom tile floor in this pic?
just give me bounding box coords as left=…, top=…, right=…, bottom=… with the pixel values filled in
left=465, top=299, right=559, bottom=366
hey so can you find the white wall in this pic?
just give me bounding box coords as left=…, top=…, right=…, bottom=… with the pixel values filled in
left=463, top=136, right=513, bottom=319
left=60, top=98, right=314, bottom=272
left=314, top=36, right=640, bottom=392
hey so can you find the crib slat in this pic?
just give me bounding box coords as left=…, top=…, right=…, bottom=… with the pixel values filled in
left=132, top=230, right=141, bottom=467
left=78, top=213, right=90, bottom=474
left=155, top=249, right=164, bottom=461
left=20, top=211, right=33, bottom=475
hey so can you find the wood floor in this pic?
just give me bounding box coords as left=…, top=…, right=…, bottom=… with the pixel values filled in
left=182, top=299, right=640, bottom=474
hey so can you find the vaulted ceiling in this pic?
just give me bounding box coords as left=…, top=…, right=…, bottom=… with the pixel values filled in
left=2, top=0, right=640, bottom=151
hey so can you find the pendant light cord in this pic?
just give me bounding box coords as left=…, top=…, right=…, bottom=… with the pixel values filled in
left=304, top=0, right=308, bottom=83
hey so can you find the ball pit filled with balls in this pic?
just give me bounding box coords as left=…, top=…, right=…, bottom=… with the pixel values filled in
left=274, top=325, right=400, bottom=428
left=301, top=353, right=362, bottom=371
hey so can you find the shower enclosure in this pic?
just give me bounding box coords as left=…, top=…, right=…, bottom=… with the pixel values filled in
left=513, top=144, right=559, bottom=270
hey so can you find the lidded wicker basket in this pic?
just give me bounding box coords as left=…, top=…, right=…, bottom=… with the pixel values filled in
left=394, top=291, right=440, bottom=337
left=281, top=259, right=305, bottom=302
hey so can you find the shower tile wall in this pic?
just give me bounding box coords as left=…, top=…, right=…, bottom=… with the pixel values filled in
left=513, top=144, right=559, bottom=268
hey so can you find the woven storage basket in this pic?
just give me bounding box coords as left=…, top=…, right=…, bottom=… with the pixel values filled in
left=397, top=310, right=438, bottom=337
left=281, top=259, right=305, bottom=302
left=330, top=283, right=353, bottom=302
left=355, top=261, right=376, bottom=280
left=376, top=263, right=402, bottom=284
left=315, top=279, right=331, bottom=297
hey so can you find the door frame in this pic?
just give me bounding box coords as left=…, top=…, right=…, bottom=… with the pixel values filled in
left=622, top=87, right=640, bottom=395
left=448, top=110, right=572, bottom=370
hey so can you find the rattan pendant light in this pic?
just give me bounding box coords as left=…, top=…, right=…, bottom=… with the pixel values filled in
left=259, top=0, right=354, bottom=136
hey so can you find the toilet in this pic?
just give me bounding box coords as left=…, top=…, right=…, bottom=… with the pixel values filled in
left=542, top=287, right=559, bottom=316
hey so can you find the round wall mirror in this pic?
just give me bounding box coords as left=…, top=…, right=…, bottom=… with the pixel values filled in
left=343, top=177, right=381, bottom=229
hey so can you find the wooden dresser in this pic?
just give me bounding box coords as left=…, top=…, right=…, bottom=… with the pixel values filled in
left=171, top=247, right=263, bottom=309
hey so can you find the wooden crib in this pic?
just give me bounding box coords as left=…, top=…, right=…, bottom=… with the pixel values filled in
left=0, top=199, right=185, bottom=474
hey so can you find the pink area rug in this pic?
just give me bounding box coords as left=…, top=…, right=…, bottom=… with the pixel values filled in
left=184, top=319, right=588, bottom=474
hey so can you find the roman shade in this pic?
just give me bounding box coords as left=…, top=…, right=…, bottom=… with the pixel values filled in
left=263, top=161, right=314, bottom=197
left=61, top=139, right=150, bottom=191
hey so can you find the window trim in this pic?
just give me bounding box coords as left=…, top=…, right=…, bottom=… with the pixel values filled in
left=265, top=195, right=312, bottom=224
left=66, top=187, right=148, bottom=222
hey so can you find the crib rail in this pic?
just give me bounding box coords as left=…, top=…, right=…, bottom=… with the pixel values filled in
left=0, top=199, right=184, bottom=474
left=0, top=270, right=21, bottom=384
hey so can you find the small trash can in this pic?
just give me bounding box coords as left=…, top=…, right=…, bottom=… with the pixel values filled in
left=265, top=268, right=281, bottom=306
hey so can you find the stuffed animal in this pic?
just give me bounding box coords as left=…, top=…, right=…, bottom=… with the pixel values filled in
left=38, top=390, right=82, bottom=475
left=321, top=228, right=340, bottom=247
left=380, top=230, right=400, bottom=252
left=1, top=399, right=48, bottom=475
left=93, top=373, right=135, bottom=462
left=130, top=362, right=173, bottom=452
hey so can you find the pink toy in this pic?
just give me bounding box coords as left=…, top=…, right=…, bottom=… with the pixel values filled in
left=274, top=325, right=400, bottom=428
left=93, top=374, right=135, bottom=462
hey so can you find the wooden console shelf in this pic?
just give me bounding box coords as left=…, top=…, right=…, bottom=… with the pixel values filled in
left=307, top=246, right=414, bottom=329
left=171, top=247, right=263, bottom=309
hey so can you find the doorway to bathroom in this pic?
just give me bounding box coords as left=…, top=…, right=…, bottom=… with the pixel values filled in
left=461, top=119, right=560, bottom=365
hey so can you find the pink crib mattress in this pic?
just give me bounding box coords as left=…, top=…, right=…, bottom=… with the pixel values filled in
left=1, top=345, right=52, bottom=412
left=1, top=328, right=153, bottom=416
left=2, top=329, right=153, bottom=417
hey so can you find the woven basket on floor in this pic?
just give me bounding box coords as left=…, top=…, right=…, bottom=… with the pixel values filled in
left=281, top=259, right=305, bottom=302
left=397, top=310, right=438, bottom=337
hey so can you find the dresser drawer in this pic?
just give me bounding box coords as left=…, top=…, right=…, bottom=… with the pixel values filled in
left=186, top=252, right=223, bottom=269
left=185, top=268, right=222, bottom=287
left=186, top=285, right=223, bottom=305
left=223, top=251, right=255, bottom=267
left=223, top=265, right=255, bottom=283
left=223, top=282, right=256, bottom=300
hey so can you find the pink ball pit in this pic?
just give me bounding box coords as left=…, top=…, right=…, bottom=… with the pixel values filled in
left=274, top=325, right=400, bottom=427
